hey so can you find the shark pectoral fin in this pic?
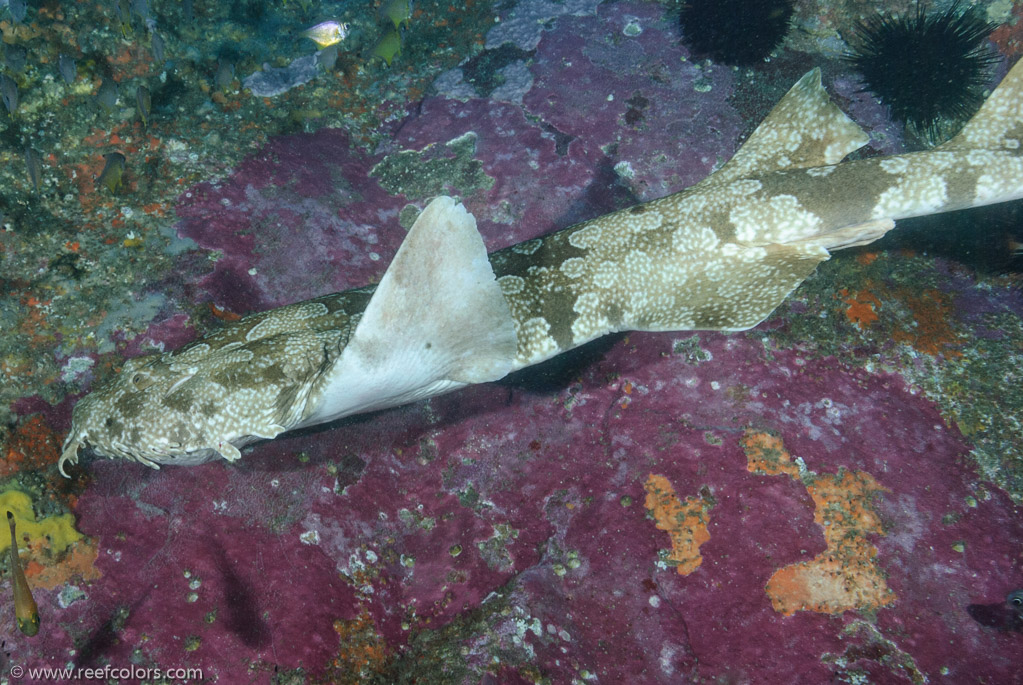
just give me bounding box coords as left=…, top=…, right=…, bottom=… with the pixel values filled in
left=698, top=68, right=869, bottom=189
left=722, top=220, right=895, bottom=331
left=300, top=196, right=519, bottom=424
left=711, top=242, right=832, bottom=332
left=797, top=218, right=896, bottom=252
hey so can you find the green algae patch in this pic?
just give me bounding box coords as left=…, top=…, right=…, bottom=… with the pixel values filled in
left=906, top=317, right=1023, bottom=502
left=369, top=132, right=494, bottom=201
left=761, top=247, right=1023, bottom=504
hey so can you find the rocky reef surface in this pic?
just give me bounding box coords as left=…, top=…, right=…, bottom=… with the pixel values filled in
left=2, top=1, right=1021, bottom=682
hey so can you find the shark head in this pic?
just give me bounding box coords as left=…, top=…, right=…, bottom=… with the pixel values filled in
left=59, top=353, right=243, bottom=476
left=57, top=197, right=520, bottom=478
left=57, top=325, right=339, bottom=476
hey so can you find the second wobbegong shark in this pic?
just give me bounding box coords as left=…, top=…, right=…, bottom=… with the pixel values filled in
left=59, top=60, right=1023, bottom=476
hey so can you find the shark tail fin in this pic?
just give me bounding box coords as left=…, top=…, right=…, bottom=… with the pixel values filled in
left=938, top=59, right=1023, bottom=152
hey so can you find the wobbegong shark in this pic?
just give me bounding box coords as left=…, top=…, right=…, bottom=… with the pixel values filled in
left=58, top=59, right=1023, bottom=476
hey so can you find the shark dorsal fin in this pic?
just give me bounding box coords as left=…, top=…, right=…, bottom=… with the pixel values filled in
left=938, top=58, right=1023, bottom=151
left=298, top=196, right=519, bottom=425
left=698, top=68, right=869, bottom=188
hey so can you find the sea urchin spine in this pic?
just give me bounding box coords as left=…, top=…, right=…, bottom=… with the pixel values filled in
left=679, top=0, right=795, bottom=67
left=846, top=2, right=999, bottom=143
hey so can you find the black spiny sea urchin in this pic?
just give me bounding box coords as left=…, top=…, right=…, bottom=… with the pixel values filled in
left=679, top=0, right=795, bottom=66
left=846, top=2, right=999, bottom=143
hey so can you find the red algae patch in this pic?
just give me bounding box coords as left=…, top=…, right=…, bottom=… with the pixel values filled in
left=890, top=288, right=963, bottom=357
left=323, top=609, right=390, bottom=684
left=991, top=2, right=1023, bottom=57
left=643, top=474, right=714, bottom=575
left=742, top=431, right=800, bottom=479
left=24, top=538, right=101, bottom=590
left=743, top=431, right=895, bottom=616
left=839, top=288, right=882, bottom=329
left=767, top=471, right=894, bottom=616
left=1, top=414, right=61, bottom=478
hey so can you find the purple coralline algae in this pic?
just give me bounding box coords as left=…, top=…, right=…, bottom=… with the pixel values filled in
left=52, top=332, right=1021, bottom=682
left=5, top=1, right=1022, bottom=683
left=174, top=128, right=403, bottom=313
left=485, top=0, right=604, bottom=51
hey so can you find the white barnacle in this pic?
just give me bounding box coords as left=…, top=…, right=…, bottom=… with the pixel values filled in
left=613, top=160, right=635, bottom=180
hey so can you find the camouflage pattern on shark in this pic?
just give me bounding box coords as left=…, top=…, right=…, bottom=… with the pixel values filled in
left=59, top=60, right=1023, bottom=476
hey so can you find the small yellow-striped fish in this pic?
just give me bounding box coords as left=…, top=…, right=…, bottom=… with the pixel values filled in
left=7, top=512, right=39, bottom=637
left=302, top=21, right=350, bottom=48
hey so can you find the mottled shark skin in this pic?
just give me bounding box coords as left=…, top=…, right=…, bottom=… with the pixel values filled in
left=59, top=60, right=1023, bottom=476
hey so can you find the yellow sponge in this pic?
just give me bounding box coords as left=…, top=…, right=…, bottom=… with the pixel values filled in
left=0, top=489, right=82, bottom=557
